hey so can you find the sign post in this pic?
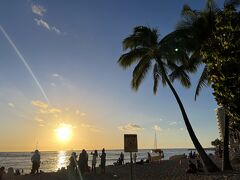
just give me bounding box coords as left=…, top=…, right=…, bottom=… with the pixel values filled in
left=124, top=134, right=138, bottom=180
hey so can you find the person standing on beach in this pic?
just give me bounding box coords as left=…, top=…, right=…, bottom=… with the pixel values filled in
left=100, top=148, right=106, bottom=174
left=133, top=153, right=137, bottom=164
left=120, top=152, right=124, bottom=165
left=91, top=150, right=98, bottom=173
left=147, top=152, right=151, bottom=163
left=0, top=166, right=6, bottom=180
left=31, top=150, right=41, bottom=174
left=69, top=152, right=77, bottom=173
left=78, top=149, right=88, bottom=174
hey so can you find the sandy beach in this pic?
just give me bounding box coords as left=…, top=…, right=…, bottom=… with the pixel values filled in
left=3, top=159, right=239, bottom=180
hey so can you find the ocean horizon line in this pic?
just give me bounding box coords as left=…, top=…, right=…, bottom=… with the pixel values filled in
left=0, top=147, right=215, bottom=153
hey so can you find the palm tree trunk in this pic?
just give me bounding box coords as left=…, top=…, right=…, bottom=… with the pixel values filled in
left=164, top=76, right=220, bottom=172
left=222, top=112, right=232, bottom=171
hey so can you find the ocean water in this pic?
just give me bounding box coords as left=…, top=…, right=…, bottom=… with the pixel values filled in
left=0, top=149, right=214, bottom=173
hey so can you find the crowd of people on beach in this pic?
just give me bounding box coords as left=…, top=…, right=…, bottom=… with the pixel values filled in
left=114, top=152, right=125, bottom=165
left=185, top=151, right=204, bottom=174
left=0, top=149, right=207, bottom=179
left=0, top=150, right=40, bottom=179
left=0, top=166, right=22, bottom=180
left=68, top=148, right=106, bottom=176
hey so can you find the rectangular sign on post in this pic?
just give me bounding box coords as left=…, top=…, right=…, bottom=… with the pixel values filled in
left=124, top=134, right=138, bottom=152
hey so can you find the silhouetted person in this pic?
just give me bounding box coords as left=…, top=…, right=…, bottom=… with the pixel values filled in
left=133, top=153, right=137, bottom=164
left=186, top=160, right=197, bottom=174
left=193, top=152, right=196, bottom=159
left=0, top=166, right=6, bottom=180
left=197, top=159, right=204, bottom=172
left=15, top=169, right=20, bottom=176
left=161, top=150, right=164, bottom=159
left=91, top=150, right=98, bottom=173
left=120, top=152, right=124, bottom=165
left=78, top=149, right=88, bottom=174
left=100, top=148, right=106, bottom=174
left=31, top=150, right=41, bottom=174
left=114, top=158, right=122, bottom=165
left=189, top=151, right=193, bottom=159
left=146, top=152, right=151, bottom=163
left=69, top=152, right=77, bottom=173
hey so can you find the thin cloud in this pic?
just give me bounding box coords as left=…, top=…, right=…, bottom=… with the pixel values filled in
left=81, top=123, right=102, bottom=132
left=48, top=108, right=61, bottom=113
left=52, top=26, right=61, bottom=34
left=51, top=82, right=56, bottom=87
left=8, top=102, right=15, bottom=108
left=34, top=18, right=61, bottom=35
left=32, top=4, right=46, bottom=16
left=52, top=73, right=61, bottom=78
left=32, top=100, right=48, bottom=109
left=35, top=117, right=44, bottom=122
left=153, top=125, right=162, bottom=132
left=38, top=108, right=61, bottom=114
left=76, top=110, right=86, bottom=116
left=169, top=121, right=177, bottom=126
left=32, top=100, right=61, bottom=115
left=76, top=110, right=80, bottom=115
left=118, top=123, right=144, bottom=132
left=34, top=18, right=50, bottom=30
left=81, top=112, right=86, bottom=116
left=180, top=128, right=185, bottom=131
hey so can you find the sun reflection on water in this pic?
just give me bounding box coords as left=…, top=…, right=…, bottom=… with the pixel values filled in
left=57, top=151, right=67, bottom=170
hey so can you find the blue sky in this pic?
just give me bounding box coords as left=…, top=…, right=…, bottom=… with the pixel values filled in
left=0, top=0, right=224, bottom=151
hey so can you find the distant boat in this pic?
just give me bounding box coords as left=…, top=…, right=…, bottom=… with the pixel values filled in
left=151, top=131, right=163, bottom=162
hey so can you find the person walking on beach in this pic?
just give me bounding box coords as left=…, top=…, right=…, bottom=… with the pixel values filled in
left=91, top=150, right=98, bottom=173
left=31, top=150, right=41, bottom=174
left=100, top=148, right=106, bottom=174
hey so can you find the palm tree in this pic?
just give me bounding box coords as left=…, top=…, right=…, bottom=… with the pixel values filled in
left=161, top=0, right=240, bottom=171
left=118, top=26, right=219, bottom=172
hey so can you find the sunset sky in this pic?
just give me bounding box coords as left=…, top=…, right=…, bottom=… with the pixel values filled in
left=0, top=0, right=224, bottom=151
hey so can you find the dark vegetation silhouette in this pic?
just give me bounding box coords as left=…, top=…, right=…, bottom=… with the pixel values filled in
left=162, top=0, right=240, bottom=171
left=118, top=26, right=219, bottom=172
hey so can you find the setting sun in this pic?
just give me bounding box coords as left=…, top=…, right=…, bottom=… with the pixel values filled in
left=56, top=124, right=72, bottom=141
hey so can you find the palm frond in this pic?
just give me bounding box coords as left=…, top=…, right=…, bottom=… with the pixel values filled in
left=224, top=0, right=240, bottom=9
left=123, top=26, right=159, bottom=50
left=156, top=60, right=168, bottom=87
left=194, top=65, right=211, bottom=100
left=181, top=4, right=199, bottom=19
left=123, top=36, right=139, bottom=50
left=118, top=48, right=148, bottom=69
left=131, top=56, right=152, bottom=91
left=185, top=50, right=202, bottom=73
left=168, top=63, right=191, bottom=88
left=204, top=0, right=219, bottom=13
left=153, top=63, right=160, bottom=94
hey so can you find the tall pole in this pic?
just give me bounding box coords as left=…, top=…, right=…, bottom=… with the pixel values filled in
left=154, top=130, right=157, bottom=149
left=130, top=152, right=133, bottom=180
